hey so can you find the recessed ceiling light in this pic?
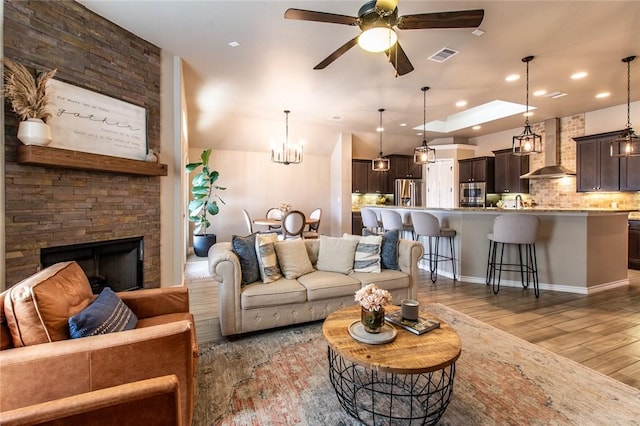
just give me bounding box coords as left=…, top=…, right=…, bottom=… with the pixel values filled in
left=228, top=41, right=240, bottom=47
left=456, top=100, right=467, bottom=107
left=505, top=74, right=520, bottom=82
left=595, top=92, right=610, bottom=99
left=472, top=125, right=481, bottom=130
left=533, top=90, right=547, bottom=97
left=376, top=126, right=384, bottom=132
left=472, top=28, right=485, bottom=37
left=399, top=123, right=407, bottom=127
left=571, top=71, right=588, bottom=80
left=524, top=111, right=534, bottom=117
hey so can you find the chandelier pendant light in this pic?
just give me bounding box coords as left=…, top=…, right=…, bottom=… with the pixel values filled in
left=512, top=56, right=542, bottom=156
left=271, top=110, right=303, bottom=165
left=610, top=55, right=639, bottom=158
left=372, top=108, right=390, bottom=171
left=414, top=86, right=436, bottom=164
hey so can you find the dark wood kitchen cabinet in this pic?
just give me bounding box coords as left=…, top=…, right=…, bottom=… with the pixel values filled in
left=458, top=157, right=495, bottom=192
left=574, top=131, right=620, bottom=192
left=352, top=212, right=363, bottom=236
left=493, top=149, right=529, bottom=193
left=368, top=167, right=389, bottom=193
left=388, top=155, right=422, bottom=180
left=352, top=160, right=369, bottom=193
left=620, top=155, right=640, bottom=191
left=630, top=220, right=640, bottom=270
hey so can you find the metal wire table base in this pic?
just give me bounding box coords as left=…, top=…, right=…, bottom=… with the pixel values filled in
left=327, top=347, right=456, bottom=426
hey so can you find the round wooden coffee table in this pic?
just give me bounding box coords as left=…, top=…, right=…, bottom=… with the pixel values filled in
left=322, top=305, right=461, bottom=425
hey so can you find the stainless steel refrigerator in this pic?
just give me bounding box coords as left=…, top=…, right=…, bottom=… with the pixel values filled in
left=394, top=179, right=423, bottom=207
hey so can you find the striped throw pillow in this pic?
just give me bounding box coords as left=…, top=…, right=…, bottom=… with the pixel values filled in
left=256, top=233, right=282, bottom=283
left=344, top=234, right=382, bottom=273
left=68, top=287, right=137, bottom=338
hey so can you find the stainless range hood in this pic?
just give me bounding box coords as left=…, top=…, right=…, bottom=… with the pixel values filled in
left=520, top=118, right=575, bottom=179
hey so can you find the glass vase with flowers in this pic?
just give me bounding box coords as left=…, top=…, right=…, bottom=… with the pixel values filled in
left=354, top=283, right=392, bottom=333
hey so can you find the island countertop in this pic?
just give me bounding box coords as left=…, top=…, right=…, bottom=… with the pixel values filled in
left=365, top=206, right=631, bottom=294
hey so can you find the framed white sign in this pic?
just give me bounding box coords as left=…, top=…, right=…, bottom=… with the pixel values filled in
left=46, top=79, right=147, bottom=160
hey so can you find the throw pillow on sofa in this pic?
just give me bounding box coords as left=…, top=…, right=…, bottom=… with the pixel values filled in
left=255, top=233, right=282, bottom=283
left=68, top=287, right=137, bottom=338
left=316, top=235, right=359, bottom=274
left=274, top=238, right=315, bottom=279
left=232, top=233, right=261, bottom=286
left=343, top=233, right=382, bottom=273
left=364, top=229, right=400, bottom=270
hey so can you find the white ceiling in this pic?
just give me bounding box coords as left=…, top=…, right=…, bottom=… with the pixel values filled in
left=78, top=0, right=640, bottom=157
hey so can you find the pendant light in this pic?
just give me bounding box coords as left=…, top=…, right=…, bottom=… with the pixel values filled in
left=610, top=55, right=639, bottom=157
left=414, top=86, right=436, bottom=164
left=512, top=56, right=542, bottom=156
left=372, top=108, right=390, bottom=171
left=271, top=110, right=303, bottom=165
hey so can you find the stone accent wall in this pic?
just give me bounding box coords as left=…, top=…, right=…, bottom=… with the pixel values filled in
left=3, top=0, right=162, bottom=287
left=511, top=115, right=639, bottom=209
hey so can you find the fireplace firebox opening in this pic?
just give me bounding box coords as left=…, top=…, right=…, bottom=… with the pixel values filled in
left=40, top=237, right=144, bottom=294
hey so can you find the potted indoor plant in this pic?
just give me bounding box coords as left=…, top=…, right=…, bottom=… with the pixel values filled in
left=186, top=148, right=226, bottom=257
left=3, top=58, right=57, bottom=145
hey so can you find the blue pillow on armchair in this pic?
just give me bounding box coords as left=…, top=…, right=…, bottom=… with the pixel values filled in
left=68, top=287, right=137, bottom=338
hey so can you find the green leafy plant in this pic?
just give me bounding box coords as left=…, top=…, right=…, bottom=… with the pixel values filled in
left=185, top=149, right=226, bottom=234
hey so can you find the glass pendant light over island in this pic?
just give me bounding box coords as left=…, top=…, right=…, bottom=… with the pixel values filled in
left=372, top=108, right=390, bottom=172
left=271, top=110, right=303, bottom=165
left=610, top=55, right=639, bottom=158
left=414, top=86, right=436, bottom=164
left=512, top=56, right=542, bottom=156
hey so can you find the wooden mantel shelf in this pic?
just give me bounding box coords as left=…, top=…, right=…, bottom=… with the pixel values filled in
left=16, top=145, right=168, bottom=176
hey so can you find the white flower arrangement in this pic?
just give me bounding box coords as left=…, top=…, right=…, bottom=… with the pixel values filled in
left=355, top=283, right=392, bottom=312
left=279, top=202, right=292, bottom=212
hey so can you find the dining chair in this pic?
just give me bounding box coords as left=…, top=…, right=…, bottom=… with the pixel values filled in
left=241, top=209, right=254, bottom=235
left=265, top=208, right=283, bottom=231
left=303, top=208, right=322, bottom=239
left=281, top=210, right=306, bottom=240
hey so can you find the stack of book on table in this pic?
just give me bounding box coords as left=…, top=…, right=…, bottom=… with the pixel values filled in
left=385, top=311, right=440, bottom=335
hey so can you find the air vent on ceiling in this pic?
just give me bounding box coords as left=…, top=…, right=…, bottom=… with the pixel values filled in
left=428, top=47, right=459, bottom=63
left=541, top=91, right=568, bottom=99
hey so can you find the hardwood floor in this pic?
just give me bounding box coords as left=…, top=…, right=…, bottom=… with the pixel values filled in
left=416, top=268, right=640, bottom=390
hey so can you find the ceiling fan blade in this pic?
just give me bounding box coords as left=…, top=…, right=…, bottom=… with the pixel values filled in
left=284, top=8, right=357, bottom=26
left=314, top=37, right=359, bottom=70
left=385, top=41, right=414, bottom=76
left=397, top=9, right=484, bottom=30
left=375, top=0, right=399, bottom=14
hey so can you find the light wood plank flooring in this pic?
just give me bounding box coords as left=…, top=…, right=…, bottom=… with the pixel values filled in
left=416, top=268, right=640, bottom=390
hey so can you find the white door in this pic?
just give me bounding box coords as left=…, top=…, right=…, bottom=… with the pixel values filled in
left=425, top=160, right=454, bottom=208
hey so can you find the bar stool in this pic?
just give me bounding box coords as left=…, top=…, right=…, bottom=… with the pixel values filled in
left=411, top=211, right=456, bottom=283
left=486, top=214, right=540, bottom=297
left=361, top=208, right=382, bottom=235
left=381, top=210, right=414, bottom=240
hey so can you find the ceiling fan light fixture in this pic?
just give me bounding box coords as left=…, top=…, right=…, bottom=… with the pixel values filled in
left=372, top=108, right=390, bottom=171
left=358, top=26, right=397, bottom=52
left=414, top=86, right=436, bottom=165
left=512, top=56, right=542, bottom=156
left=610, top=56, right=639, bottom=158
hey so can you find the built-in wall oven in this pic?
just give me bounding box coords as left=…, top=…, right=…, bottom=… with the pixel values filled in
left=459, top=182, right=486, bottom=207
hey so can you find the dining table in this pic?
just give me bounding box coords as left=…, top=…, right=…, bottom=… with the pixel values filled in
left=252, top=217, right=319, bottom=227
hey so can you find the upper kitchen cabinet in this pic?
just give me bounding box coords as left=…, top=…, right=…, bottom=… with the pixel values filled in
left=574, top=130, right=621, bottom=192
left=620, top=154, right=640, bottom=191
left=352, top=160, right=389, bottom=194
left=352, top=160, right=369, bottom=193
left=388, top=155, right=422, bottom=180
left=458, top=157, right=495, bottom=191
left=493, top=149, right=529, bottom=193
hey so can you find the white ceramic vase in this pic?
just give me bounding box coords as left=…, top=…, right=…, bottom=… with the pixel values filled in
left=17, top=118, right=52, bottom=146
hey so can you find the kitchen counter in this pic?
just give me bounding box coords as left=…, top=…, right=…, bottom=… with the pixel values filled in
left=366, top=206, right=631, bottom=294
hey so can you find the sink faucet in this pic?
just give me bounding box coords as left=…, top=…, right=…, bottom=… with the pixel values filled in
left=515, top=195, right=523, bottom=209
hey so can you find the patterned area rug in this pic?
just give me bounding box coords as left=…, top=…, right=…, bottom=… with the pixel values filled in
left=193, top=303, right=640, bottom=425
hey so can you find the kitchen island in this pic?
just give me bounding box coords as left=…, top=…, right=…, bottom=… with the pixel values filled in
left=366, top=206, right=633, bottom=294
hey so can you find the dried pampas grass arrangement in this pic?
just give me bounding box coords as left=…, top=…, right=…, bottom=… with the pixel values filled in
left=3, top=58, right=57, bottom=122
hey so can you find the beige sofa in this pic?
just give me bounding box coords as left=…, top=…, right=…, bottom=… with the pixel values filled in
left=208, top=236, right=423, bottom=336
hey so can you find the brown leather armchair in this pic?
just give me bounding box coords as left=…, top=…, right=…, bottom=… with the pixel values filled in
left=0, top=262, right=199, bottom=426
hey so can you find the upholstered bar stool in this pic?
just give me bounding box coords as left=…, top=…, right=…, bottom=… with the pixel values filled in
left=381, top=210, right=414, bottom=240
left=411, top=211, right=456, bottom=283
left=486, top=214, right=540, bottom=297
left=361, top=208, right=382, bottom=235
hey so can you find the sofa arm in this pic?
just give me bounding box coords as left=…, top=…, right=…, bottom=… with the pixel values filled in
left=0, top=375, right=181, bottom=426
left=118, top=287, right=190, bottom=319
left=398, top=239, right=424, bottom=300
left=0, top=321, right=196, bottom=426
left=208, top=242, right=243, bottom=336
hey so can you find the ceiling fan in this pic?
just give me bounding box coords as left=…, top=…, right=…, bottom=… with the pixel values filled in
left=284, top=0, right=484, bottom=76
